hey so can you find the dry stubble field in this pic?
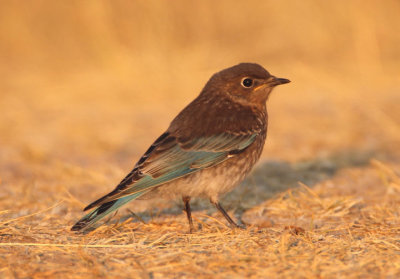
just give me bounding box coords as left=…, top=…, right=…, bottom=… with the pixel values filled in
left=1, top=1, right=400, bottom=278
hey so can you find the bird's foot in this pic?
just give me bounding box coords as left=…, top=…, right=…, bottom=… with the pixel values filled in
left=232, top=223, right=246, bottom=230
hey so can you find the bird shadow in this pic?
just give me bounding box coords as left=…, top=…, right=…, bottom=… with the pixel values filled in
left=226, top=148, right=377, bottom=213
left=121, top=148, right=382, bottom=225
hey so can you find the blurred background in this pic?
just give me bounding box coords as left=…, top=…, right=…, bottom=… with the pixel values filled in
left=0, top=0, right=399, bottom=209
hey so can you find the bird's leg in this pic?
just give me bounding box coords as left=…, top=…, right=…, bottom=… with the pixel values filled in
left=211, top=200, right=240, bottom=228
left=182, top=196, right=194, bottom=233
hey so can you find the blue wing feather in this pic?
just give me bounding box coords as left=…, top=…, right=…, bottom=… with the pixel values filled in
left=72, top=132, right=257, bottom=231
left=109, top=133, right=257, bottom=198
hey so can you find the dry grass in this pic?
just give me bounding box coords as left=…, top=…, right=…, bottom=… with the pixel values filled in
left=1, top=1, right=400, bottom=278
left=1, top=161, right=400, bottom=278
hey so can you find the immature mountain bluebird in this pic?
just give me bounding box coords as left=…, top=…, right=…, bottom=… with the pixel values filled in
left=71, top=63, right=290, bottom=232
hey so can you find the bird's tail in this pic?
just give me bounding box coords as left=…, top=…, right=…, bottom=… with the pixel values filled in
left=71, top=191, right=148, bottom=231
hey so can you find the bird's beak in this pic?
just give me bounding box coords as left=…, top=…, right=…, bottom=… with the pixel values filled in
left=254, top=76, right=291, bottom=91
left=267, top=76, right=291, bottom=87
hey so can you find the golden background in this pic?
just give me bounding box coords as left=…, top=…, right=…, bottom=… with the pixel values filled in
left=1, top=0, right=399, bottom=162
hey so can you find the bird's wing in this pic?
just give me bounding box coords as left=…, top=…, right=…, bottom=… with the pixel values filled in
left=84, top=131, right=257, bottom=211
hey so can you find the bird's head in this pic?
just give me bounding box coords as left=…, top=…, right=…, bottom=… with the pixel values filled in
left=203, top=63, right=290, bottom=105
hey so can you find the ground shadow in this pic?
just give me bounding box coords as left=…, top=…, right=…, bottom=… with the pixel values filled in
left=118, top=148, right=383, bottom=226
left=225, top=149, right=378, bottom=213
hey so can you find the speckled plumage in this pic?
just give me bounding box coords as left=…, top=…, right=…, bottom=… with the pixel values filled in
left=72, top=63, right=290, bottom=232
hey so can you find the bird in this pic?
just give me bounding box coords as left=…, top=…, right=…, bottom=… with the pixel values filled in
left=71, top=63, right=290, bottom=232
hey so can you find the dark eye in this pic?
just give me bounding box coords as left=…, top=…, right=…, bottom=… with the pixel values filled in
left=241, top=78, right=253, bottom=88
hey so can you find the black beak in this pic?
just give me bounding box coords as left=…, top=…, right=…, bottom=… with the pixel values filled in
left=268, top=76, right=291, bottom=87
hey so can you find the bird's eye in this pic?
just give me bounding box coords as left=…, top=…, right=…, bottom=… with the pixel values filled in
left=241, top=78, right=253, bottom=88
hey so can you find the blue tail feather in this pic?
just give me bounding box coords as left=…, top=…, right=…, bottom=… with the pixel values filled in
left=71, top=191, right=148, bottom=231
